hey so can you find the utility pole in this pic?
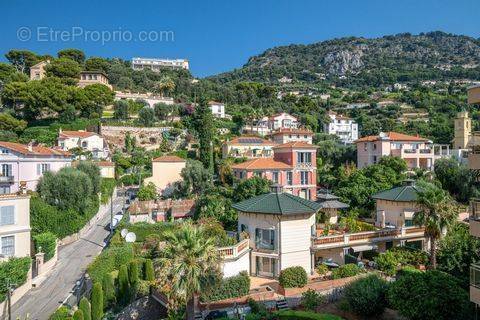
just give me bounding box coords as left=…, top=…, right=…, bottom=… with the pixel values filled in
left=110, top=195, right=113, bottom=237
left=6, top=278, right=14, bottom=320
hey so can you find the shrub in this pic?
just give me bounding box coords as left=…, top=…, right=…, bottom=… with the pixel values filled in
left=200, top=271, right=250, bottom=302
left=73, top=309, right=84, bottom=320
left=87, top=244, right=134, bottom=283
left=0, top=257, right=31, bottom=302
left=344, top=274, right=388, bottom=316
left=49, top=306, right=71, bottom=320
left=275, top=310, right=343, bottom=320
left=315, top=264, right=329, bottom=277
left=301, top=289, right=324, bottom=311
left=137, top=182, right=157, bottom=201
left=76, top=161, right=101, bottom=195
left=136, top=280, right=151, bottom=297
left=118, top=264, right=130, bottom=305
left=100, top=178, right=116, bottom=205
left=91, top=282, right=103, bottom=320
left=102, top=273, right=116, bottom=308
left=375, top=247, right=428, bottom=276
left=279, top=266, right=308, bottom=288
left=331, top=264, right=361, bottom=279
left=128, top=261, right=139, bottom=286
left=79, top=297, right=91, bottom=320
left=144, top=259, right=155, bottom=282
left=388, top=270, right=470, bottom=320
left=33, top=232, right=57, bottom=261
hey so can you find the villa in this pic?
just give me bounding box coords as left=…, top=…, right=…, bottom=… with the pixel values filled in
left=324, top=111, right=359, bottom=144
left=57, top=129, right=109, bottom=160
left=0, top=192, right=31, bottom=260
left=355, top=131, right=451, bottom=170
left=231, top=142, right=317, bottom=200
left=222, top=136, right=277, bottom=159
left=0, top=141, right=72, bottom=194
left=242, top=113, right=299, bottom=136
left=271, top=128, right=314, bottom=145
left=144, top=155, right=186, bottom=196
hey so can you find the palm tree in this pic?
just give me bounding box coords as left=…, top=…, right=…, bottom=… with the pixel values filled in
left=413, top=181, right=458, bottom=269
left=155, top=222, right=221, bottom=318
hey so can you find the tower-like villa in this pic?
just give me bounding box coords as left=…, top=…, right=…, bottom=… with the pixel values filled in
left=453, top=111, right=472, bottom=150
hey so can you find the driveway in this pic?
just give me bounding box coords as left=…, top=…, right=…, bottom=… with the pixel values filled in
left=10, top=195, right=126, bottom=320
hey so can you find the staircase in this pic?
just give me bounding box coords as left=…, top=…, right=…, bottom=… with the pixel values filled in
left=194, top=312, right=203, bottom=320
left=276, top=298, right=290, bottom=311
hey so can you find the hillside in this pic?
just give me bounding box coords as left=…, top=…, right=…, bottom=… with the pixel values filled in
left=209, top=31, right=480, bottom=88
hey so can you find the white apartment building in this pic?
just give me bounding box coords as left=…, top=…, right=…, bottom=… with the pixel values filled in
left=57, top=129, right=109, bottom=160
left=324, top=111, right=359, bottom=144
left=208, top=101, right=226, bottom=118
left=242, top=113, right=299, bottom=136
left=0, top=193, right=31, bottom=260
left=131, top=57, right=189, bottom=71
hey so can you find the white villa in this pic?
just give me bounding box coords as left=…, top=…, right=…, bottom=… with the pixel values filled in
left=324, top=111, right=358, bottom=144
left=57, top=129, right=109, bottom=160
left=242, top=113, right=299, bottom=136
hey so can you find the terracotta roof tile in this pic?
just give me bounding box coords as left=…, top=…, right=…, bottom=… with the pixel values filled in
left=96, top=161, right=115, bottom=167
left=59, top=130, right=97, bottom=139
left=152, top=155, right=186, bottom=162
left=231, top=158, right=292, bottom=170
left=355, top=132, right=429, bottom=143
left=0, top=141, right=71, bottom=157
left=273, top=141, right=317, bottom=149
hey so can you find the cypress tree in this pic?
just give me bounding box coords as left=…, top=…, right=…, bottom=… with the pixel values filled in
left=118, top=264, right=130, bottom=305
left=73, top=309, right=84, bottom=320
left=91, top=282, right=104, bottom=320
left=79, top=297, right=91, bottom=320
left=102, top=273, right=116, bottom=308
left=128, top=261, right=139, bottom=286
left=144, top=259, right=155, bottom=282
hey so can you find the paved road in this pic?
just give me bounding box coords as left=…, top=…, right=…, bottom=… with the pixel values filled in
left=10, top=195, right=126, bottom=320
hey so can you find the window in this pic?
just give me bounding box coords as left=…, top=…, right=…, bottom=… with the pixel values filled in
left=0, top=206, right=14, bottom=225
left=255, top=228, right=275, bottom=250
left=253, top=171, right=263, bottom=178
left=37, top=163, right=51, bottom=175
left=286, top=172, right=293, bottom=185
left=297, top=152, right=312, bottom=164
left=0, top=186, right=10, bottom=195
left=240, top=224, right=248, bottom=233
left=404, top=219, right=414, bottom=227
left=1, top=236, right=14, bottom=256
left=364, top=143, right=367, bottom=151
left=373, top=143, right=377, bottom=150
left=256, top=256, right=276, bottom=277
left=82, top=141, right=88, bottom=148
left=373, top=156, right=377, bottom=163
left=300, top=171, right=309, bottom=185
left=272, top=171, right=279, bottom=183
left=1, top=164, right=12, bottom=177
left=1, top=148, right=9, bottom=154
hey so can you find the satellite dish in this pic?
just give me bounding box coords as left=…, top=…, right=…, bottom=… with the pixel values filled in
left=112, top=218, right=120, bottom=228
left=125, top=232, right=136, bottom=243
left=121, top=229, right=128, bottom=238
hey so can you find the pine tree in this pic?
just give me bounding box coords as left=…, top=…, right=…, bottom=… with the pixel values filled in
left=102, top=273, right=116, bottom=308
left=73, top=309, right=84, bottom=320
left=144, top=259, right=155, bottom=282
left=79, top=297, right=91, bottom=320
left=91, top=282, right=104, bottom=320
left=118, top=264, right=130, bottom=305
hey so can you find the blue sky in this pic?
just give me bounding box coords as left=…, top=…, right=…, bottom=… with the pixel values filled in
left=1, top=0, right=479, bottom=77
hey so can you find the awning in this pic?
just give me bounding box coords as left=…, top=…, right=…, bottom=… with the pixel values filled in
left=403, top=211, right=415, bottom=219
left=350, top=244, right=378, bottom=252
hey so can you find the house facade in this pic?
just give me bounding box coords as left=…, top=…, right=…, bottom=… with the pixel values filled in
left=222, top=136, right=277, bottom=159
left=355, top=131, right=450, bottom=170
left=242, top=113, right=299, bottom=136
left=96, top=161, right=115, bottom=179
left=29, top=61, right=49, bottom=80
left=0, top=193, right=31, bottom=260
left=208, top=101, right=226, bottom=118
left=0, top=142, right=72, bottom=194
left=131, top=57, right=189, bottom=71
left=324, top=111, right=358, bottom=144
left=58, top=129, right=109, bottom=160
left=271, top=129, right=313, bottom=145
left=144, top=155, right=186, bottom=196
left=78, top=71, right=113, bottom=90
left=232, top=142, right=317, bottom=200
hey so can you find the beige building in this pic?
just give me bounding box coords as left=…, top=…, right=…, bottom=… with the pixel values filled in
left=222, top=136, right=277, bottom=159
left=97, top=161, right=115, bottom=179
left=144, top=155, right=186, bottom=196
left=78, top=71, right=113, bottom=90
left=0, top=193, right=31, bottom=260
left=29, top=61, right=49, bottom=80
left=271, top=128, right=314, bottom=145
left=453, top=111, right=472, bottom=150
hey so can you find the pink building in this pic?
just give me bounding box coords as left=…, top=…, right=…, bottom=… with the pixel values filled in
left=0, top=142, right=72, bottom=194
left=232, top=141, right=317, bottom=200
left=355, top=132, right=449, bottom=170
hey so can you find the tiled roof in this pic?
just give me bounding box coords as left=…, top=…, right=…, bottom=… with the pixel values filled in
left=372, top=181, right=421, bottom=202
left=128, top=199, right=195, bottom=217
left=152, top=155, right=186, bottom=162
left=273, top=141, right=317, bottom=149
left=271, top=128, right=314, bottom=136
left=355, top=132, right=429, bottom=143
left=59, top=130, right=97, bottom=139
left=232, top=192, right=322, bottom=215
left=231, top=158, right=292, bottom=170
left=96, top=161, right=115, bottom=167
left=208, top=101, right=223, bottom=105
left=0, top=141, right=71, bottom=157
left=226, top=136, right=276, bottom=146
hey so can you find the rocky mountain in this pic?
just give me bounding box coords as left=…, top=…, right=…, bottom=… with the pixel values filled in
left=209, top=31, right=480, bottom=88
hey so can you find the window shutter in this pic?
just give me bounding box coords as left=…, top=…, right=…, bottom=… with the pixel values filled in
left=270, top=230, right=275, bottom=249
left=255, top=228, right=260, bottom=245
left=47, top=163, right=51, bottom=172
left=37, top=164, right=41, bottom=175
left=0, top=206, right=14, bottom=225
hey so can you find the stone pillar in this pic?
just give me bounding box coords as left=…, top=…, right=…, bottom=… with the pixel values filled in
left=35, top=252, right=45, bottom=276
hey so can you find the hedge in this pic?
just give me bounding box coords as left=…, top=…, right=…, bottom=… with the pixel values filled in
left=344, top=274, right=389, bottom=317
left=33, top=232, right=57, bottom=261
left=279, top=266, right=308, bottom=288
left=100, top=178, right=117, bottom=205
left=200, top=271, right=250, bottom=302
left=275, top=310, right=343, bottom=320
left=0, top=257, right=31, bottom=302
left=121, top=221, right=176, bottom=243
left=49, top=306, right=71, bottom=320
left=331, top=264, right=361, bottom=279
left=87, top=244, right=134, bottom=283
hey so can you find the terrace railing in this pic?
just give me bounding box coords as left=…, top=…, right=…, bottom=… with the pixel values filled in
left=217, top=238, right=250, bottom=260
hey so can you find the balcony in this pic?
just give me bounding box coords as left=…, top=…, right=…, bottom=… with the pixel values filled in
left=470, top=199, right=480, bottom=238
left=471, top=263, right=480, bottom=305
left=217, top=238, right=250, bottom=260
left=0, top=176, right=14, bottom=184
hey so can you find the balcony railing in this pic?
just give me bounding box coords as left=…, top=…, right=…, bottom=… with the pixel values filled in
left=217, top=238, right=250, bottom=260
left=0, top=176, right=14, bottom=183
left=312, top=227, right=425, bottom=248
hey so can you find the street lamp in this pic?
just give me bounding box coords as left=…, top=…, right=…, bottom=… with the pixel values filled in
left=75, top=280, right=81, bottom=304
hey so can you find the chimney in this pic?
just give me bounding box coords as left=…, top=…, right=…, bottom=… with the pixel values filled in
left=19, top=181, right=27, bottom=194
left=27, top=141, right=34, bottom=152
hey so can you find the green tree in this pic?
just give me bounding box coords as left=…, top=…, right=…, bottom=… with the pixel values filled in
left=194, top=100, right=214, bottom=172
left=0, top=113, right=27, bottom=133
left=73, top=309, right=84, bottom=320
left=113, top=100, right=129, bottom=120
left=128, top=261, right=139, bottom=286
left=76, top=161, right=101, bottom=195
left=175, top=160, right=213, bottom=197
left=85, top=57, right=110, bottom=73
left=45, top=57, right=81, bottom=84
left=138, top=107, right=156, bottom=126
left=137, top=182, right=157, bottom=201
left=77, top=84, right=114, bottom=118
left=154, top=102, right=172, bottom=121
left=79, top=297, right=91, bottom=320
left=195, top=194, right=237, bottom=230
left=118, top=264, right=130, bottom=305
left=90, top=282, right=103, bottom=320
left=101, top=273, right=116, bottom=308
left=5, top=50, right=41, bottom=73
left=155, top=222, right=221, bottom=314
left=233, top=177, right=272, bottom=202
left=144, top=259, right=155, bottom=282
left=434, top=158, right=479, bottom=202
left=413, top=181, right=458, bottom=268
left=344, top=274, right=389, bottom=317
left=58, top=49, right=86, bottom=64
